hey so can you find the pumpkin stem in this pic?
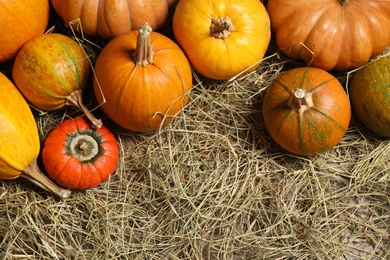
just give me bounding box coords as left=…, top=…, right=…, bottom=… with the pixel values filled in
left=338, top=0, right=349, bottom=6
left=21, top=159, right=72, bottom=199
left=70, top=135, right=99, bottom=162
left=287, top=88, right=313, bottom=113
left=132, top=23, right=155, bottom=66
left=65, top=89, right=103, bottom=129
left=210, top=16, right=236, bottom=39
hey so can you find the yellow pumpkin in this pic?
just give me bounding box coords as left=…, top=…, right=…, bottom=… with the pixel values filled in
left=172, top=0, right=271, bottom=80
left=0, top=0, right=49, bottom=62
left=0, top=72, right=71, bottom=198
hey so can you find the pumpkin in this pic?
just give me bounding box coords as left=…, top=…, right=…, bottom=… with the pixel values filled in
left=0, top=72, right=71, bottom=198
left=172, top=0, right=271, bottom=80
left=12, top=33, right=102, bottom=128
left=51, top=0, right=178, bottom=39
left=42, top=116, right=119, bottom=190
left=267, top=0, right=390, bottom=71
left=0, top=0, right=49, bottom=62
left=93, top=23, right=192, bottom=132
left=262, top=67, right=351, bottom=156
left=349, top=57, right=390, bottom=137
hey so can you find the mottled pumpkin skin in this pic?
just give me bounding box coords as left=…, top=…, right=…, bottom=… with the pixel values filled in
left=173, top=0, right=270, bottom=80
left=93, top=30, right=192, bottom=132
left=0, top=73, right=40, bottom=180
left=267, top=0, right=390, bottom=71
left=42, top=117, right=119, bottom=190
left=349, top=58, right=390, bottom=137
left=0, top=0, right=49, bottom=62
left=12, top=33, right=90, bottom=111
left=51, top=0, right=178, bottom=39
left=263, top=67, right=351, bottom=156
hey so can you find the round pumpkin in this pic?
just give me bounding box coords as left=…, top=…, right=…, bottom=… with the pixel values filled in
left=262, top=67, right=351, bottom=156
left=12, top=33, right=102, bottom=128
left=42, top=116, right=119, bottom=190
left=0, top=72, right=71, bottom=198
left=0, top=0, right=49, bottom=62
left=349, top=57, right=390, bottom=137
left=93, top=23, right=192, bottom=132
left=172, top=0, right=271, bottom=80
left=51, top=0, right=178, bottom=39
left=267, top=0, right=390, bottom=71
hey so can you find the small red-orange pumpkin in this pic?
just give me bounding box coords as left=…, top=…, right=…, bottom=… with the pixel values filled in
left=262, top=67, right=351, bottom=156
left=42, top=117, right=119, bottom=190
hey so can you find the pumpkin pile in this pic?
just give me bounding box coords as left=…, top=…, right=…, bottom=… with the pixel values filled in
left=0, top=0, right=389, bottom=196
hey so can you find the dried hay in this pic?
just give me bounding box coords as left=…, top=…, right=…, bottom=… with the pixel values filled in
left=0, top=6, right=389, bottom=260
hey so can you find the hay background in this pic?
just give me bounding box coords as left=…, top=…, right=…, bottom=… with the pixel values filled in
left=1, top=1, right=389, bottom=259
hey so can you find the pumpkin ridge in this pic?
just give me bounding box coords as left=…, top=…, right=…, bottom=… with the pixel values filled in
left=309, top=79, right=335, bottom=93
left=297, top=112, right=309, bottom=155
left=0, top=154, right=23, bottom=174
left=275, top=79, right=294, bottom=94
left=310, top=106, right=348, bottom=132
left=299, top=68, right=310, bottom=89
left=114, top=66, right=138, bottom=115
left=274, top=110, right=294, bottom=136
left=52, top=156, right=73, bottom=181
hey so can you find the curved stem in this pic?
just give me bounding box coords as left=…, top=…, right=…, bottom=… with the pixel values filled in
left=132, top=23, right=155, bottom=66
left=65, top=89, right=103, bottom=129
left=21, top=159, right=71, bottom=199
left=210, top=16, right=236, bottom=39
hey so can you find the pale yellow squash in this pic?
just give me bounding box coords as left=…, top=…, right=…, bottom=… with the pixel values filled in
left=0, top=72, right=70, bottom=198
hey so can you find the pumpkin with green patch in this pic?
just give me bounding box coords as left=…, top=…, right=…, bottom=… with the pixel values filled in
left=262, top=67, right=351, bottom=156
left=349, top=57, right=390, bottom=137
left=12, top=33, right=102, bottom=128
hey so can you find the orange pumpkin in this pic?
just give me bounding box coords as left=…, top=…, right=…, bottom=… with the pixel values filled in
left=267, top=0, right=390, bottom=71
left=0, top=72, right=71, bottom=198
left=262, top=67, right=351, bottom=156
left=12, top=33, right=102, bottom=128
left=0, top=0, right=49, bottom=62
left=93, top=23, right=192, bottom=132
left=42, top=117, right=119, bottom=190
left=51, top=0, right=178, bottom=39
left=172, top=0, right=271, bottom=80
left=349, top=57, right=390, bottom=137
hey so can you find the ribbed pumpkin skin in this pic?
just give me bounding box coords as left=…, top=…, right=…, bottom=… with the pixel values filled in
left=0, top=73, right=39, bottom=180
left=263, top=67, right=351, bottom=156
left=51, top=0, right=178, bottom=39
left=42, top=117, right=119, bottom=190
left=12, top=33, right=90, bottom=111
left=267, top=0, right=390, bottom=71
left=93, top=29, right=192, bottom=132
left=0, top=0, right=49, bottom=62
left=172, top=0, right=270, bottom=80
left=349, top=58, right=390, bottom=137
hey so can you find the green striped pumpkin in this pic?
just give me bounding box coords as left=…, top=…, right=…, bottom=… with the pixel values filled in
left=262, top=67, right=351, bottom=156
left=349, top=57, right=390, bottom=137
